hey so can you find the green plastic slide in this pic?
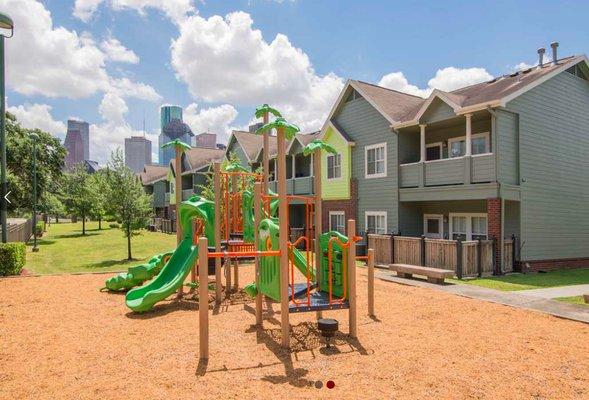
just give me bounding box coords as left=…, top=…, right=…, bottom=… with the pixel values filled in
left=125, top=196, right=215, bottom=312
left=103, top=251, right=173, bottom=292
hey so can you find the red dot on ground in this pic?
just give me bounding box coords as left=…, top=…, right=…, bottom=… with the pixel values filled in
left=326, top=380, right=335, bottom=389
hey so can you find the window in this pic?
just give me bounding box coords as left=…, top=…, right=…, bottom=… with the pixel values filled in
left=327, top=153, right=342, bottom=179
left=423, top=214, right=443, bottom=238
left=426, top=142, right=442, bottom=161
left=345, top=89, right=363, bottom=102
left=329, top=211, right=345, bottom=234
left=366, top=211, right=387, bottom=234
left=365, top=143, right=387, bottom=178
left=448, top=132, right=490, bottom=157
left=449, top=213, right=488, bottom=241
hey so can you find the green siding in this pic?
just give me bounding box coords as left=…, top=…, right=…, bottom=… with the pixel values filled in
left=507, top=70, right=589, bottom=260
left=153, top=181, right=166, bottom=208
left=504, top=200, right=520, bottom=239
left=421, top=98, right=455, bottom=124
left=335, top=97, right=398, bottom=233
left=321, top=126, right=351, bottom=200
left=226, top=138, right=251, bottom=170
left=496, top=110, right=519, bottom=185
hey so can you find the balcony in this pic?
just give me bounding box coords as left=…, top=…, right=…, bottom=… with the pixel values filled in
left=400, top=153, right=496, bottom=188
left=268, top=176, right=314, bottom=195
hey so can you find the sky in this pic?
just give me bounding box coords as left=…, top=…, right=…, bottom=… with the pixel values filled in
left=2, top=0, right=589, bottom=164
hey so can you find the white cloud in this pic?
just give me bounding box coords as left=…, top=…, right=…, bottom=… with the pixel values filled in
left=378, top=67, right=493, bottom=98
left=74, top=0, right=196, bottom=24
left=377, top=72, right=431, bottom=98
left=183, top=103, right=238, bottom=142
left=170, top=11, right=344, bottom=132
left=3, top=0, right=108, bottom=98
left=7, top=103, right=66, bottom=138
left=109, top=77, right=162, bottom=101
left=100, top=37, right=140, bottom=64
left=3, top=0, right=160, bottom=101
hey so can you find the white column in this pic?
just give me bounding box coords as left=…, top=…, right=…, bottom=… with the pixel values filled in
left=465, top=113, right=472, bottom=156
left=419, top=124, right=426, bottom=162
left=291, top=154, right=296, bottom=179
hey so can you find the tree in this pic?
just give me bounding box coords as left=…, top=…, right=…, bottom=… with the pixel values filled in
left=89, top=171, right=109, bottom=229
left=105, top=149, right=153, bottom=260
left=4, top=112, right=66, bottom=216
left=62, top=164, right=94, bottom=235
left=43, top=192, right=66, bottom=224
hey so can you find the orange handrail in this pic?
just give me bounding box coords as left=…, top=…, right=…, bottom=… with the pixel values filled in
left=208, top=250, right=280, bottom=258
left=288, top=235, right=311, bottom=306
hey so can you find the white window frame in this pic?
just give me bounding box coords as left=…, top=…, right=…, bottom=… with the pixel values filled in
left=425, top=142, right=443, bottom=161
left=364, top=142, right=387, bottom=179
left=423, top=214, right=444, bottom=239
left=448, top=132, right=490, bottom=158
left=449, top=212, right=488, bottom=241
left=365, top=211, right=387, bottom=235
left=328, top=211, right=346, bottom=234
left=326, top=153, right=342, bottom=180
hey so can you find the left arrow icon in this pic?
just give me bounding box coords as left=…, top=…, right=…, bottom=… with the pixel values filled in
left=4, top=191, right=11, bottom=204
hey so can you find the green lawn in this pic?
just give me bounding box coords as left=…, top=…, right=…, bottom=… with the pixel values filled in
left=555, top=296, right=588, bottom=306
left=26, top=221, right=176, bottom=275
left=449, top=268, right=589, bottom=291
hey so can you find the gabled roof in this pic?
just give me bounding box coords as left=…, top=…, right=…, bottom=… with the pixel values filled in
left=285, top=131, right=320, bottom=154
left=182, top=147, right=225, bottom=174
left=319, top=119, right=355, bottom=145
left=140, top=164, right=168, bottom=185
left=229, top=130, right=264, bottom=162
left=393, top=55, right=588, bottom=128
left=321, top=55, right=588, bottom=131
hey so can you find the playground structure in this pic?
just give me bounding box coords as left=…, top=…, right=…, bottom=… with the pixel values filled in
left=104, top=104, right=376, bottom=358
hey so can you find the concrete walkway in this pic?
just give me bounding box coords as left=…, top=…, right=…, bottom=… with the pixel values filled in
left=376, top=272, right=589, bottom=324
left=519, top=284, right=589, bottom=299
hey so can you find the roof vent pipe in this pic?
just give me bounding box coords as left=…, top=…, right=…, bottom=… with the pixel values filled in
left=537, top=48, right=545, bottom=68
left=550, top=41, right=559, bottom=65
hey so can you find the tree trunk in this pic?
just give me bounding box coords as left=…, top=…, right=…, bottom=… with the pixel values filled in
left=82, top=213, right=86, bottom=235
left=127, top=224, right=132, bottom=260
left=98, top=217, right=102, bottom=230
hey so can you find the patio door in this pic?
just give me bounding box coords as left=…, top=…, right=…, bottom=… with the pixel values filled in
left=423, top=214, right=443, bottom=239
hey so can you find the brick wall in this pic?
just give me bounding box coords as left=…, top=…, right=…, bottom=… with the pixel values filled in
left=487, top=198, right=501, bottom=269
left=522, top=258, right=589, bottom=272
left=321, top=179, right=357, bottom=234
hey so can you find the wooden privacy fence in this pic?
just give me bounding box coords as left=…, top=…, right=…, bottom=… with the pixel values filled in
left=368, top=234, right=516, bottom=277
left=3, top=218, right=34, bottom=243
left=160, top=219, right=176, bottom=234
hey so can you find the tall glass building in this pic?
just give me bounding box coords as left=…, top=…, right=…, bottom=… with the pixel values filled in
left=158, top=105, right=193, bottom=165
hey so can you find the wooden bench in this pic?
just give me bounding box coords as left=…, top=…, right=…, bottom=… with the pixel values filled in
left=389, top=263, right=453, bottom=284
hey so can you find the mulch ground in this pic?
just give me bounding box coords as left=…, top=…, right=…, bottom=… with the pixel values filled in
left=1, top=266, right=588, bottom=400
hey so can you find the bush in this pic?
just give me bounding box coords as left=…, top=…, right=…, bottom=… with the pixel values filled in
left=0, top=243, right=26, bottom=276
left=35, top=221, right=44, bottom=237
left=109, top=223, right=119, bottom=229
left=105, top=214, right=117, bottom=222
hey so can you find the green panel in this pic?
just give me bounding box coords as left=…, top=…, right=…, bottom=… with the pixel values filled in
left=506, top=70, right=589, bottom=260
left=321, top=126, right=351, bottom=200
left=319, top=231, right=349, bottom=297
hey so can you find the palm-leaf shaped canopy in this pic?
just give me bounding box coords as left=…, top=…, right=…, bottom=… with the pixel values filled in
left=255, top=117, right=300, bottom=140
left=254, top=104, right=282, bottom=119
left=224, top=162, right=249, bottom=173
left=161, top=139, right=191, bottom=152
left=302, top=139, right=337, bottom=156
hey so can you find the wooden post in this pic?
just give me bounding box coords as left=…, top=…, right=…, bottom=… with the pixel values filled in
left=491, top=235, right=498, bottom=276
left=213, top=162, right=222, bottom=304
left=277, top=127, right=290, bottom=348
left=347, top=219, right=357, bottom=338
left=191, top=219, right=197, bottom=288
left=456, top=238, right=463, bottom=279
left=390, top=233, right=396, bottom=264
left=233, top=259, right=239, bottom=290
left=367, top=247, right=375, bottom=317
left=477, top=238, right=483, bottom=277
left=313, top=148, right=323, bottom=320
left=254, top=182, right=263, bottom=325
left=262, top=112, right=269, bottom=195
left=225, top=255, right=232, bottom=298
left=512, top=233, right=517, bottom=272
left=198, top=236, right=209, bottom=360
left=175, top=147, right=183, bottom=298
left=420, top=234, right=426, bottom=267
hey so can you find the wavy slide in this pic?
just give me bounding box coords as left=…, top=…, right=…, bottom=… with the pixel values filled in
left=125, top=196, right=216, bottom=312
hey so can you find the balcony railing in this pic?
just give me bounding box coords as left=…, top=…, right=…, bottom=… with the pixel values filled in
left=268, top=176, right=314, bottom=195
left=400, top=153, right=496, bottom=188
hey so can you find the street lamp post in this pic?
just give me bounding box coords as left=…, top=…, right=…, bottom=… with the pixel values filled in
left=30, top=132, right=39, bottom=252
left=0, top=13, right=14, bottom=243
